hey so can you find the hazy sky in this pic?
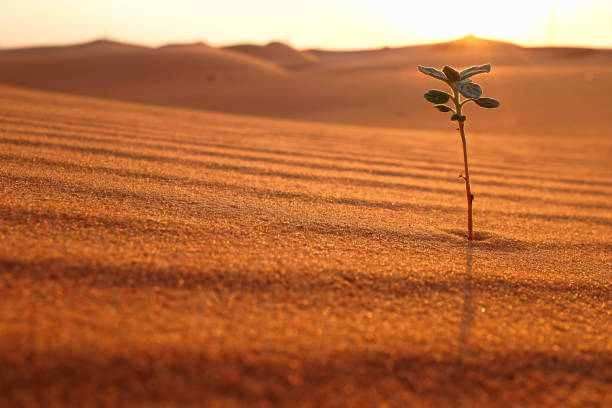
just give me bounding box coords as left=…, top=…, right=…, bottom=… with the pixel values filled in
left=2, top=0, right=611, bottom=49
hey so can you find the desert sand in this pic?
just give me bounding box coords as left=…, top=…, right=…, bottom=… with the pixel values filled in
left=0, top=36, right=611, bottom=407
left=0, top=36, right=610, bottom=135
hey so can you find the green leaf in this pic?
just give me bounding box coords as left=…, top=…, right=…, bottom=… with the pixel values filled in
left=460, top=64, right=491, bottom=80
left=453, top=80, right=482, bottom=99
left=442, top=66, right=461, bottom=82
left=451, top=114, right=467, bottom=122
left=434, top=104, right=453, bottom=112
left=474, top=97, right=500, bottom=108
left=417, top=66, right=448, bottom=82
left=424, top=89, right=452, bottom=104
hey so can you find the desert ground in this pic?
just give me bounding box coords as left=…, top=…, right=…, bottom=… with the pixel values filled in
left=0, top=36, right=611, bottom=407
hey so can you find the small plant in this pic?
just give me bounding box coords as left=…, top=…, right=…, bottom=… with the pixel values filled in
left=417, top=64, right=499, bottom=240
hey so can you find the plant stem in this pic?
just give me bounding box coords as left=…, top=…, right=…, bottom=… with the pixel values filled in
left=458, top=121, right=474, bottom=240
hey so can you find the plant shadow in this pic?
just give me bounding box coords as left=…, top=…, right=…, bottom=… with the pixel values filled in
left=457, top=244, right=474, bottom=361
left=443, top=229, right=527, bottom=251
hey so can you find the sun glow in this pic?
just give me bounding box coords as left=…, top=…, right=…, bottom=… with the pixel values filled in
left=0, top=0, right=609, bottom=49
left=351, top=0, right=580, bottom=45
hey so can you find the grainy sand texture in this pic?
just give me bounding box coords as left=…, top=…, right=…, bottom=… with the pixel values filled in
left=0, top=36, right=611, bottom=407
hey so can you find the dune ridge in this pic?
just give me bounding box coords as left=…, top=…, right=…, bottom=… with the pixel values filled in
left=224, top=41, right=318, bottom=69
left=0, top=36, right=610, bottom=136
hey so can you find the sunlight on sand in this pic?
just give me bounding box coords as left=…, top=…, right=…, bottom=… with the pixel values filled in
left=0, top=84, right=610, bottom=406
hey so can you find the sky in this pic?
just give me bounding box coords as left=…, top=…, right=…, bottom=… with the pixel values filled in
left=2, top=0, right=611, bottom=49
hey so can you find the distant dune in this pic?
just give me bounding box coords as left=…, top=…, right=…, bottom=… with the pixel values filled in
left=0, top=38, right=285, bottom=76
left=224, top=41, right=318, bottom=69
left=0, top=39, right=147, bottom=59
left=308, top=35, right=610, bottom=69
left=159, top=41, right=210, bottom=49
left=0, top=38, right=285, bottom=108
left=0, top=35, right=610, bottom=136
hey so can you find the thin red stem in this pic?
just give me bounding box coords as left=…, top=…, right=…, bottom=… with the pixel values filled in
left=458, top=122, right=473, bottom=240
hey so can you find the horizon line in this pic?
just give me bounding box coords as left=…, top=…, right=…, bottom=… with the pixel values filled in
left=2, top=34, right=611, bottom=52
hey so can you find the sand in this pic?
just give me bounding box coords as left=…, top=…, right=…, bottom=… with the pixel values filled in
left=0, top=37, right=610, bottom=137
left=223, top=42, right=318, bottom=69
left=0, top=82, right=610, bottom=407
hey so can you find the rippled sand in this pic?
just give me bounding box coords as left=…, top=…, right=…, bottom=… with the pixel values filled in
left=0, top=86, right=610, bottom=407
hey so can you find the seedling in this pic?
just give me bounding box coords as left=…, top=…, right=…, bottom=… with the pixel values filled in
left=417, top=64, right=500, bottom=240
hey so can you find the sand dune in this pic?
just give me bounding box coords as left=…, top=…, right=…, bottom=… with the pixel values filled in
left=0, top=35, right=611, bottom=406
left=0, top=39, right=146, bottom=59
left=159, top=41, right=211, bottom=49
left=0, top=38, right=285, bottom=101
left=0, top=36, right=610, bottom=136
left=224, top=41, right=318, bottom=69
left=0, top=85, right=610, bottom=407
left=310, top=35, right=611, bottom=69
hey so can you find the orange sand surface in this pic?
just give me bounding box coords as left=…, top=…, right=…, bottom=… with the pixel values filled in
left=0, top=84, right=610, bottom=407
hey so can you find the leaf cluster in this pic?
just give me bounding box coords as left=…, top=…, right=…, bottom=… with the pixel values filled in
left=418, top=64, right=500, bottom=122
